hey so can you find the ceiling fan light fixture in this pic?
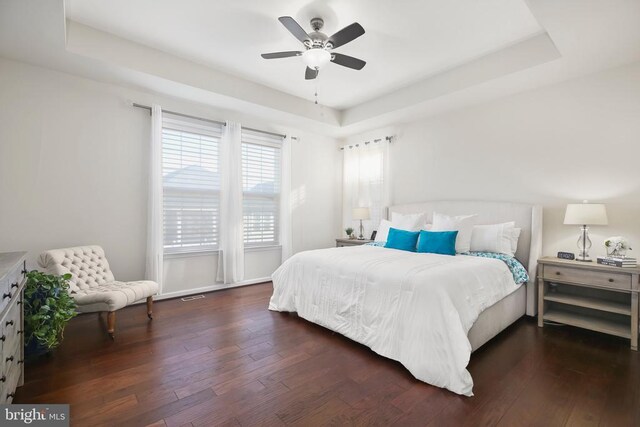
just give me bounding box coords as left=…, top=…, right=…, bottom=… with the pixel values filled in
left=302, top=49, right=331, bottom=69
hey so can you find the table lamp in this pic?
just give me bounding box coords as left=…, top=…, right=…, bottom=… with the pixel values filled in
left=564, top=202, right=608, bottom=262
left=352, top=207, right=371, bottom=240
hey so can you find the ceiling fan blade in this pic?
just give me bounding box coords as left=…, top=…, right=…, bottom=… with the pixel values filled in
left=305, top=67, right=318, bottom=80
left=261, top=51, right=302, bottom=59
left=331, top=53, right=366, bottom=70
left=278, top=16, right=310, bottom=45
left=327, top=22, right=365, bottom=49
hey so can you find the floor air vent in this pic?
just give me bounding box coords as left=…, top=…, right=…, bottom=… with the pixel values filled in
left=181, top=295, right=205, bottom=302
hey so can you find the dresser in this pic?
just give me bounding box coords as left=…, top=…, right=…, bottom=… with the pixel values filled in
left=537, top=256, right=639, bottom=350
left=0, top=252, right=27, bottom=403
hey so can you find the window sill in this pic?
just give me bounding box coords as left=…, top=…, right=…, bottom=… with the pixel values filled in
left=164, top=250, right=219, bottom=259
left=164, top=245, right=281, bottom=259
left=245, top=245, right=282, bottom=253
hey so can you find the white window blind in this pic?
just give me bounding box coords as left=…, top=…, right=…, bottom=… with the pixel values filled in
left=241, top=129, right=282, bottom=247
left=162, top=113, right=222, bottom=254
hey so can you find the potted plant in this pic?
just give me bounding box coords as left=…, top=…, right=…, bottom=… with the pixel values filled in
left=345, top=227, right=354, bottom=239
left=24, top=271, right=78, bottom=358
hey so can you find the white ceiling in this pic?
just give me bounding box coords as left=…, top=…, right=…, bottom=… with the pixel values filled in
left=1, top=0, right=640, bottom=137
left=65, top=0, right=542, bottom=109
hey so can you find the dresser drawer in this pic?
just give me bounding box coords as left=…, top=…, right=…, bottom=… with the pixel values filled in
left=0, top=355, right=21, bottom=404
left=0, top=264, right=22, bottom=314
left=2, top=299, right=21, bottom=337
left=1, top=337, right=21, bottom=382
left=1, top=301, right=22, bottom=369
left=543, top=264, right=632, bottom=290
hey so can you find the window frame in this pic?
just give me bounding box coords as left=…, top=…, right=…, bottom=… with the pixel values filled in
left=161, top=114, right=222, bottom=255
left=241, top=130, right=283, bottom=248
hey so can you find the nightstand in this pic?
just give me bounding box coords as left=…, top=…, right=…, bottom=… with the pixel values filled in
left=537, top=256, right=639, bottom=350
left=336, top=238, right=372, bottom=247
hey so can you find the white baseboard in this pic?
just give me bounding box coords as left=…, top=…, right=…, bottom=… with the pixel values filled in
left=155, top=277, right=272, bottom=301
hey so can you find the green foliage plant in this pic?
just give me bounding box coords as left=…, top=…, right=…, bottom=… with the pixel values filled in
left=24, top=271, right=77, bottom=350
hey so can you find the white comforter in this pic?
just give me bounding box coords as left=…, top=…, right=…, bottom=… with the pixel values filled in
left=269, top=245, right=520, bottom=396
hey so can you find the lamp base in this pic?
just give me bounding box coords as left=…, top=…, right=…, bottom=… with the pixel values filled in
left=576, top=225, right=593, bottom=262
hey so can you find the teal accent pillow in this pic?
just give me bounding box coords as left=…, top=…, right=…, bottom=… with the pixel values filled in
left=417, top=230, right=458, bottom=256
left=384, top=228, right=420, bottom=252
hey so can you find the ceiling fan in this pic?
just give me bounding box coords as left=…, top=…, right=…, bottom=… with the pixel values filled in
left=261, top=16, right=366, bottom=80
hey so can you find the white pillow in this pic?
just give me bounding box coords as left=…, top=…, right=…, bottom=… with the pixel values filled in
left=510, top=227, right=521, bottom=254
left=431, top=212, right=478, bottom=253
left=391, top=212, right=426, bottom=231
left=470, top=222, right=516, bottom=255
left=375, top=219, right=392, bottom=242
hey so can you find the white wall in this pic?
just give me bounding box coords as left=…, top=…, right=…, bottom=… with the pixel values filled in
left=344, top=61, right=640, bottom=258
left=0, top=58, right=342, bottom=297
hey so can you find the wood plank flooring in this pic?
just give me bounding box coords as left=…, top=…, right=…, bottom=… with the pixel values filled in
left=15, top=282, right=640, bottom=426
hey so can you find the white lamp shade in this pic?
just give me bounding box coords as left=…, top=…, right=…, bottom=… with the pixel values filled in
left=352, top=207, right=371, bottom=220
left=302, top=49, right=331, bottom=69
left=564, top=203, right=608, bottom=225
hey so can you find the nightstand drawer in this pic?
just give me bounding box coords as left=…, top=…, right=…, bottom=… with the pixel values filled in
left=543, top=265, right=631, bottom=290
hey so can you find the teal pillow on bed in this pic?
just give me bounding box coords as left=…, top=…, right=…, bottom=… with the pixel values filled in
left=417, top=230, right=458, bottom=256
left=384, top=228, right=420, bottom=252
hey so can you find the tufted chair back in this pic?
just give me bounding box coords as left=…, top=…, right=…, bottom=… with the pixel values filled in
left=38, top=245, right=115, bottom=294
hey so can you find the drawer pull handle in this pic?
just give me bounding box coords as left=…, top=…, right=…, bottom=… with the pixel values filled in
left=555, top=272, right=561, bottom=275
left=608, top=278, right=614, bottom=282
left=0, top=376, right=5, bottom=382
left=17, top=360, right=23, bottom=365
left=7, top=393, right=14, bottom=399
left=17, top=330, right=23, bottom=335
left=2, top=293, right=11, bottom=300
left=0, top=335, right=5, bottom=342
left=10, top=282, right=18, bottom=289
left=5, top=320, right=14, bottom=326
left=5, top=356, right=13, bottom=362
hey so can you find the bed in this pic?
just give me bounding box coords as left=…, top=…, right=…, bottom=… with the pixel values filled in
left=269, top=200, right=542, bottom=395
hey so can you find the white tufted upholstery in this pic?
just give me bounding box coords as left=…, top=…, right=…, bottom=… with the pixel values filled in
left=38, top=245, right=159, bottom=312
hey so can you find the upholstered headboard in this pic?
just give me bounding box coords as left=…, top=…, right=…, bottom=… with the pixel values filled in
left=388, top=200, right=543, bottom=315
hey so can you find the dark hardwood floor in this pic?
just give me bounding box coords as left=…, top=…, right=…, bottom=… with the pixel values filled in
left=15, top=283, right=640, bottom=426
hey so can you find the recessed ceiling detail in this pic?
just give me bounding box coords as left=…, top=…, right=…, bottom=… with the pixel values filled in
left=3, top=0, right=640, bottom=137
left=64, top=0, right=543, bottom=109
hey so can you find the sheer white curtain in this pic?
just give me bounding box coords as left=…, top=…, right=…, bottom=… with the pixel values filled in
left=279, top=135, right=293, bottom=262
left=146, top=104, right=164, bottom=292
left=217, top=121, right=245, bottom=284
left=342, top=140, right=390, bottom=239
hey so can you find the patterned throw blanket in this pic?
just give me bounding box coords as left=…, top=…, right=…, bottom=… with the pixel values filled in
left=365, top=242, right=529, bottom=284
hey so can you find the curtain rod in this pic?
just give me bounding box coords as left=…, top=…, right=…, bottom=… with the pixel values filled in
left=339, top=136, right=393, bottom=151
left=132, top=103, right=296, bottom=140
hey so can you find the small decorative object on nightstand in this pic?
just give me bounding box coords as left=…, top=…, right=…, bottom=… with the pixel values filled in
left=537, top=256, right=639, bottom=350
left=563, top=201, right=608, bottom=262
left=604, top=236, right=632, bottom=258
left=345, top=227, right=355, bottom=239
left=336, top=238, right=372, bottom=248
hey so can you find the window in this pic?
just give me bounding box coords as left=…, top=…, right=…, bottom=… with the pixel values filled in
left=162, top=113, right=222, bottom=254
left=342, top=141, right=389, bottom=238
left=241, top=129, right=282, bottom=247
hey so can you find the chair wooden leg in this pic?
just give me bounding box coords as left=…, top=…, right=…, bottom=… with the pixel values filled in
left=146, top=296, right=153, bottom=320
left=107, top=311, right=116, bottom=339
